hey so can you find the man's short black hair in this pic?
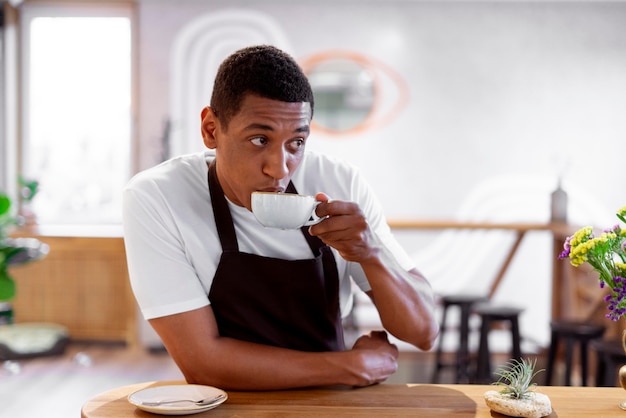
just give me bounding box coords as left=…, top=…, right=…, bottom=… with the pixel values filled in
left=210, top=45, right=314, bottom=128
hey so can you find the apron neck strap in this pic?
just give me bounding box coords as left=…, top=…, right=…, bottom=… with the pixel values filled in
left=208, top=161, right=238, bottom=251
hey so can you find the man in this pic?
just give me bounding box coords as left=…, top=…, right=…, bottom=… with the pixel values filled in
left=123, top=45, right=438, bottom=390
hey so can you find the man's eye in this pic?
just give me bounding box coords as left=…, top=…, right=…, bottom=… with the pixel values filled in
left=288, top=139, right=305, bottom=151
left=250, top=137, right=267, bottom=146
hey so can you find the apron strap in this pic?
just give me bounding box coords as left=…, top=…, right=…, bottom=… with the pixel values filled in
left=208, top=161, right=238, bottom=252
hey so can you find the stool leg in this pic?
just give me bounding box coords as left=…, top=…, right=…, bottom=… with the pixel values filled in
left=564, top=338, right=574, bottom=386
left=457, top=303, right=472, bottom=384
left=580, top=340, right=589, bottom=386
left=606, top=356, right=619, bottom=387
left=545, top=330, right=558, bottom=385
left=596, top=353, right=607, bottom=387
left=476, top=317, right=491, bottom=383
left=510, top=316, right=522, bottom=360
left=431, top=303, right=449, bottom=383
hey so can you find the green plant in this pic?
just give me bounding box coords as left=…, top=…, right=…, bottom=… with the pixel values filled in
left=18, top=176, right=39, bottom=203
left=492, top=358, right=544, bottom=400
left=0, top=190, right=48, bottom=301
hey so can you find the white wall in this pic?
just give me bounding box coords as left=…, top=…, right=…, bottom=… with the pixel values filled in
left=134, top=0, right=626, bottom=348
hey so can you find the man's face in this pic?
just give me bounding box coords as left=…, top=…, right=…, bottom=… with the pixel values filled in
left=201, top=95, right=312, bottom=211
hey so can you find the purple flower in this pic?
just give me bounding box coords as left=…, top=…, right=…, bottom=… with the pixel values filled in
left=558, top=236, right=572, bottom=260
left=604, top=276, right=626, bottom=321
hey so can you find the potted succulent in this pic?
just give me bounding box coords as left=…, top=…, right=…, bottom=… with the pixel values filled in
left=0, top=190, right=49, bottom=312
left=484, top=358, right=552, bottom=418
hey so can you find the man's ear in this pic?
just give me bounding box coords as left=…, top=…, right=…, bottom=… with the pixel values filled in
left=200, top=106, right=218, bottom=149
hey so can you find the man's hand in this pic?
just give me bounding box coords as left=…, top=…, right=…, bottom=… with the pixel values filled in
left=348, top=331, right=399, bottom=387
left=308, top=193, right=376, bottom=263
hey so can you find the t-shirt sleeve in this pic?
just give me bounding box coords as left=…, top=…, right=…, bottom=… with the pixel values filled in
left=123, top=177, right=210, bottom=320
left=346, top=167, right=416, bottom=292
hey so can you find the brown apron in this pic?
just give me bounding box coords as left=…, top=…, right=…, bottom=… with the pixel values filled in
left=207, top=162, right=345, bottom=352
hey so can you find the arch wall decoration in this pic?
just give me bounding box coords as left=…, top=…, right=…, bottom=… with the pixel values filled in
left=169, top=9, right=291, bottom=157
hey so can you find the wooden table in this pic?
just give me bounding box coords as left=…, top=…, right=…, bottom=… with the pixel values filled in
left=82, top=380, right=626, bottom=417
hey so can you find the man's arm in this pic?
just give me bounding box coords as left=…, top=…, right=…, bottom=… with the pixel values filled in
left=310, top=194, right=439, bottom=351
left=150, top=305, right=399, bottom=390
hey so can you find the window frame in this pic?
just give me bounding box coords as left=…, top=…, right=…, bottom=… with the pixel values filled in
left=17, top=1, right=136, bottom=226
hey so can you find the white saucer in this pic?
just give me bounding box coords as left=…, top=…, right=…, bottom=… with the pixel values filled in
left=128, top=384, right=228, bottom=415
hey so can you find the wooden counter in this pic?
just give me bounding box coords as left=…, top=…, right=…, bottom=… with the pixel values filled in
left=81, top=380, right=626, bottom=417
left=8, top=225, right=137, bottom=345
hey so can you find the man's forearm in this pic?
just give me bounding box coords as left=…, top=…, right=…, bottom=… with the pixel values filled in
left=150, top=309, right=398, bottom=391
left=178, top=337, right=400, bottom=390
left=360, top=232, right=439, bottom=350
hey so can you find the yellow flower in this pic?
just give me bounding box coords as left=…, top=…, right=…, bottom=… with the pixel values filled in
left=570, top=226, right=593, bottom=248
left=569, top=242, right=589, bottom=266
left=598, top=232, right=616, bottom=243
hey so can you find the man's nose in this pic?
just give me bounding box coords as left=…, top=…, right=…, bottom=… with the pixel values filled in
left=263, top=148, right=290, bottom=180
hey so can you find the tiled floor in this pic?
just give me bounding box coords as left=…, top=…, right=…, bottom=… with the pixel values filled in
left=1, top=342, right=183, bottom=418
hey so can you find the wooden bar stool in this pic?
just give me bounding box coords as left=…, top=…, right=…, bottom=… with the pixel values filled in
left=431, top=294, right=487, bottom=383
left=545, top=320, right=606, bottom=386
left=591, top=338, right=626, bottom=387
left=474, top=304, right=524, bottom=384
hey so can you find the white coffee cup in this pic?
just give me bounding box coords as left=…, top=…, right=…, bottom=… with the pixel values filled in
left=251, top=192, right=324, bottom=229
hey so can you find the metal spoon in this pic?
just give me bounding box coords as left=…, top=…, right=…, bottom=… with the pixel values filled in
left=141, top=393, right=226, bottom=407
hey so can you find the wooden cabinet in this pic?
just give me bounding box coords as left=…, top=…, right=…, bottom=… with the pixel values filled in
left=8, top=227, right=137, bottom=346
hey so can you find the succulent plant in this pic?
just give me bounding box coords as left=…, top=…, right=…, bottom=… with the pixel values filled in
left=492, top=358, right=544, bottom=400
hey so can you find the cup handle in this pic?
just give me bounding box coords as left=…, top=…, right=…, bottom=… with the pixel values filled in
left=303, top=201, right=325, bottom=226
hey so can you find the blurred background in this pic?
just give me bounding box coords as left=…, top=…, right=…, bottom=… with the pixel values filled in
left=0, top=1, right=625, bottom=414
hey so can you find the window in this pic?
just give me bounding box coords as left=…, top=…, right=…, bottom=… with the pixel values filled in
left=21, top=4, right=132, bottom=225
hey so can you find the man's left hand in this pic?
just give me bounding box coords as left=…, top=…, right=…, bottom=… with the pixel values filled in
left=308, top=193, right=377, bottom=263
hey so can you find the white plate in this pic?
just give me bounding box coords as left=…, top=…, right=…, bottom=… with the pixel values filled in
left=128, top=384, right=228, bottom=416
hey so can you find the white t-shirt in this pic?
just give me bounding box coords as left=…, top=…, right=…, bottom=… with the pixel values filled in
left=123, top=150, right=414, bottom=320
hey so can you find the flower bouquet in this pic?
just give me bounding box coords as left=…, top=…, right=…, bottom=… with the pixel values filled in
left=558, top=206, right=626, bottom=321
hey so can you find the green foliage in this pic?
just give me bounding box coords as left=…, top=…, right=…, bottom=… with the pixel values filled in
left=0, top=192, right=16, bottom=240
left=492, top=358, right=544, bottom=400
left=0, top=191, right=17, bottom=301
left=0, top=269, right=16, bottom=301
left=0, top=190, right=48, bottom=302
left=18, top=176, right=39, bottom=203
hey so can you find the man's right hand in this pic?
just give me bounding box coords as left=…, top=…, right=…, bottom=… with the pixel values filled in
left=348, top=330, right=399, bottom=387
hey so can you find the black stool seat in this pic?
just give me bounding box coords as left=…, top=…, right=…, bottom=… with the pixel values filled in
left=545, top=320, right=606, bottom=386
left=474, top=304, right=524, bottom=384
left=591, top=338, right=626, bottom=387
left=431, top=294, right=487, bottom=384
